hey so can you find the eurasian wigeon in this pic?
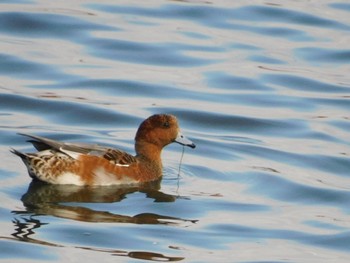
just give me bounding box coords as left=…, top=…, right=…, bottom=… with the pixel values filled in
left=11, top=114, right=195, bottom=186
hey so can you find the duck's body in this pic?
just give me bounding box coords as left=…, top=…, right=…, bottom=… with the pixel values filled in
left=11, top=114, right=195, bottom=186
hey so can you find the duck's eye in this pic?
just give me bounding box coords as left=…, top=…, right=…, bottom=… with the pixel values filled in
left=163, top=121, right=170, bottom=128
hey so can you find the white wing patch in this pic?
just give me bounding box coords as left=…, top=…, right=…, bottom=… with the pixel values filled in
left=115, top=163, right=130, bottom=167
left=36, top=149, right=56, bottom=157
left=59, top=147, right=82, bottom=160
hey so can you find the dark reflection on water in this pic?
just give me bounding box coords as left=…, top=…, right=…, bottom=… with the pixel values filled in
left=10, top=181, right=195, bottom=261
left=79, top=246, right=184, bottom=262
left=13, top=181, right=196, bottom=224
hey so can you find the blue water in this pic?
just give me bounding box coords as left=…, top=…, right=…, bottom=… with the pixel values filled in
left=1, top=1, right=350, bottom=262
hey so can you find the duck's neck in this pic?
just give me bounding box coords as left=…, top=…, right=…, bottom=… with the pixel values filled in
left=135, top=141, right=163, bottom=179
left=135, top=141, right=163, bottom=163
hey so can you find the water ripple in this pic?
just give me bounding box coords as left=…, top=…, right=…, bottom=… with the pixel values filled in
left=87, top=38, right=219, bottom=66
left=0, top=12, right=113, bottom=38
left=295, top=47, right=350, bottom=64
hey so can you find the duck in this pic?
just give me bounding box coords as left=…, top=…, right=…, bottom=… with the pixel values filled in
left=11, top=114, right=196, bottom=186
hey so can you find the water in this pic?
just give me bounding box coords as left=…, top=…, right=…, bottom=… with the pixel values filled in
left=0, top=0, right=350, bottom=262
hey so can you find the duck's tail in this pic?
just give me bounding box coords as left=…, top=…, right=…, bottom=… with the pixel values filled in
left=10, top=148, right=28, bottom=160
left=10, top=148, right=37, bottom=180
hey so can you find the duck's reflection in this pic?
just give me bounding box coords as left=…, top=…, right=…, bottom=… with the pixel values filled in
left=13, top=180, right=195, bottom=225
left=11, top=180, right=195, bottom=261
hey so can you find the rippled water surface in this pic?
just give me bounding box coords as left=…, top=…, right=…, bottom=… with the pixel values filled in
left=1, top=0, right=350, bottom=262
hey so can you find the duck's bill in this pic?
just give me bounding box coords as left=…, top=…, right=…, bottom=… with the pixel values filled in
left=175, top=132, right=196, bottom=149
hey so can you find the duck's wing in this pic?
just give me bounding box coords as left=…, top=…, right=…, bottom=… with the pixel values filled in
left=18, top=133, right=137, bottom=166
left=99, top=149, right=137, bottom=166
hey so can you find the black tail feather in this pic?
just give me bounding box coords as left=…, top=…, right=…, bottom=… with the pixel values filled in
left=10, top=148, right=28, bottom=160
left=27, top=140, right=52, bottom=151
